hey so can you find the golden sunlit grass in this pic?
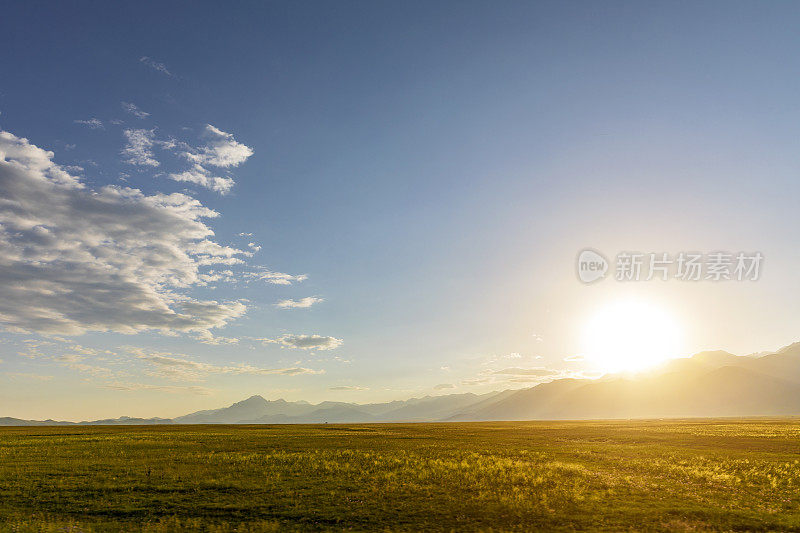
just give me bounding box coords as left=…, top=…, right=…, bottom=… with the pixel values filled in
left=2, top=420, right=800, bottom=531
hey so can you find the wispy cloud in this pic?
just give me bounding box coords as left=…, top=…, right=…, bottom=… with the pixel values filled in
left=139, top=56, right=172, bottom=77
left=121, top=102, right=150, bottom=119
left=2, top=372, right=53, bottom=381
left=134, top=349, right=323, bottom=382
left=489, top=367, right=559, bottom=376
left=74, top=118, right=104, bottom=129
left=121, top=128, right=159, bottom=166
left=104, top=382, right=213, bottom=395
left=275, top=297, right=324, bottom=309
left=329, top=385, right=368, bottom=391
left=246, top=269, right=308, bottom=285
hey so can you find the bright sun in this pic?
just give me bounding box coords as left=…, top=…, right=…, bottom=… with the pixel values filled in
left=581, top=300, right=684, bottom=374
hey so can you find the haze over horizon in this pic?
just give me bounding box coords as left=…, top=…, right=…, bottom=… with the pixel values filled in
left=7, top=340, right=800, bottom=424
left=3, top=1, right=800, bottom=421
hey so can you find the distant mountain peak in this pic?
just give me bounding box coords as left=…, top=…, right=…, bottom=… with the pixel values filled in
left=235, top=395, right=268, bottom=406
left=247, top=394, right=266, bottom=400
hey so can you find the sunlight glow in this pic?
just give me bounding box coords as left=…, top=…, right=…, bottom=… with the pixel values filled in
left=581, top=300, right=683, bottom=373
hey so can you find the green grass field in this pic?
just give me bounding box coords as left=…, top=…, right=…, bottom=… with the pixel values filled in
left=2, top=420, right=800, bottom=532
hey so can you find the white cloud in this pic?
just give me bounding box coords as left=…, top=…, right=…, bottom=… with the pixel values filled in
left=122, top=128, right=159, bottom=166
left=264, top=334, right=343, bottom=351
left=181, top=125, right=253, bottom=168
left=0, top=129, right=248, bottom=335
left=121, top=102, right=150, bottom=119
left=247, top=242, right=261, bottom=252
left=139, top=56, right=172, bottom=77
left=275, top=297, right=323, bottom=309
left=198, top=269, right=236, bottom=285
left=483, top=352, right=543, bottom=366
left=74, top=118, right=104, bottom=130
left=246, top=269, right=308, bottom=285
left=169, top=164, right=234, bottom=194
left=144, top=125, right=253, bottom=194
left=194, top=331, right=239, bottom=345
left=329, top=385, right=368, bottom=391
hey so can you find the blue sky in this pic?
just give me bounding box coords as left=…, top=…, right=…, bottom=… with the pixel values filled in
left=2, top=1, right=800, bottom=419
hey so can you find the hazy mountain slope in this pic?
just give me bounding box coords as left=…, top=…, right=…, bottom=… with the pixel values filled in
left=651, top=344, right=800, bottom=384
left=378, top=392, right=500, bottom=421
left=0, top=416, right=172, bottom=426
left=677, top=365, right=800, bottom=416
left=446, top=388, right=518, bottom=417
left=743, top=343, right=800, bottom=383
left=0, top=417, right=75, bottom=426
left=80, top=417, right=174, bottom=425
left=349, top=400, right=409, bottom=416
left=454, top=364, right=800, bottom=421
left=655, top=350, right=744, bottom=377
left=449, top=379, right=587, bottom=421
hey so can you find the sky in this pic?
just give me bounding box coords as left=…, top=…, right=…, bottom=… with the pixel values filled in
left=2, top=1, right=800, bottom=420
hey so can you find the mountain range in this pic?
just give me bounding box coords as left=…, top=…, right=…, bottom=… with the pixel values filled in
left=6, top=342, right=800, bottom=425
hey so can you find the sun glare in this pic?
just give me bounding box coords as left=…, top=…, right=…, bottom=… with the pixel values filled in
left=581, top=300, right=683, bottom=374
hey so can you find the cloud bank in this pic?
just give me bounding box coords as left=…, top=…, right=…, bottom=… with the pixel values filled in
left=0, top=130, right=249, bottom=335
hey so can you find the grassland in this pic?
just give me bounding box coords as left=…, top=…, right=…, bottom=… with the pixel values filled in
left=2, top=420, right=800, bottom=531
